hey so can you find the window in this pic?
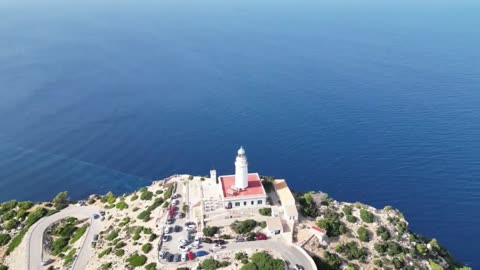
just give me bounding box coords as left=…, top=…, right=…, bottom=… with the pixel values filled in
left=243, top=201, right=247, bottom=206
left=257, top=200, right=263, bottom=205
left=235, top=202, right=240, bottom=207
left=251, top=201, right=254, bottom=205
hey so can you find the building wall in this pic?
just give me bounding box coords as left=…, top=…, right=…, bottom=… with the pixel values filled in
left=224, top=197, right=267, bottom=208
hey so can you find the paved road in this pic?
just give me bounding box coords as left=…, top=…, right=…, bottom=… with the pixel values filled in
left=26, top=205, right=102, bottom=270
left=220, top=239, right=315, bottom=270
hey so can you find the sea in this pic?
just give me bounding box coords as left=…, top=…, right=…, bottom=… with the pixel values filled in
left=0, top=0, right=479, bottom=267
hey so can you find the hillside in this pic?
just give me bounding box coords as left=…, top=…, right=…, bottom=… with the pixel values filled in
left=297, top=191, right=471, bottom=270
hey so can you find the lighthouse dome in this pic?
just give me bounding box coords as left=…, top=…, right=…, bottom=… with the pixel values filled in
left=237, top=147, right=246, bottom=156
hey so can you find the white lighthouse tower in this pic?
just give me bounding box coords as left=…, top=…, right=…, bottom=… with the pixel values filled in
left=234, top=146, right=249, bottom=189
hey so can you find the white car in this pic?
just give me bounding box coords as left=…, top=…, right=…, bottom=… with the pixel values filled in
left=181, top=252, right=187, bottom=262
left=164, top=226, right=171, bottom=234
left=194, top=236, right=202, bottom=242
left=213, top=243, right=223, bottom=250
left=180, top=239, right=189, bottom=245
left=158, top=250, right=167, bottom=259
left=178, top=245, right=190, bottom=252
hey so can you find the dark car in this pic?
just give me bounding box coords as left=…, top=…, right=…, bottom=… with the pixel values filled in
left=167, top=218, right=175, bottom=224
left=163, top=235, right=171, bottom=242
left=296, top=264, right=305, bottom=270
left=93, top=234, right=99, bottom=241
left=174, top=253, right=181, bottom=262
left=203, top=238, right=212, bottom=244
left=175, top=225, right=182, bottom=232
left=166, top=254, right=174, bottom=262
left=214, top=239, right=226, bottom=245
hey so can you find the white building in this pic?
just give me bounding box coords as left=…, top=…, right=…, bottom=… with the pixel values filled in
left=217, top=147, right=268, bottom=208
left=266, top=217, right=283, bottom=236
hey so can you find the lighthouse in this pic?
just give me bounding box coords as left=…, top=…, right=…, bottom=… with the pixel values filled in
left=234, top=146, right=249, bottom=189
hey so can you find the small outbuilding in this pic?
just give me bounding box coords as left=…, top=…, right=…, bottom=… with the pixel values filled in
left=266, top=217, right=283, bottom=236
left=284, top=204, right=299, bottom=221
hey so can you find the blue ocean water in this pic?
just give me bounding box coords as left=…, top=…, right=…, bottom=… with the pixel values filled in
left=0, top=0, right=479, bottom=267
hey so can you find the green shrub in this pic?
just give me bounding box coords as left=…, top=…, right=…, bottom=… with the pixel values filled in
left=386, top=241, right=403, bottom=256
left=70, top=224, right=88, bottom=244
left=155, top=190, right=163, bottom=195
left=115, top=241, right=126, bottom=249
left=137, top=211, right=151, bottom=222
left=25, top=207, right=48, bottom=226
left=342, top=205, right=353, bottom=215
left=357, top=227, right=370, bottom=242
left=164, top=185, right=174, bottom=200
left=104, top=192, right=117, bottom=204
left=148, top=233, right=158, bottom=242
left=0, top=263, right=8, bottom=270
left=145, top=262, right=156, bottom=270
left=6, top=227, right=27, bottom=255
left=316, top=212, right=346, bottom=237
left=127, top=254, right=148, bottom=267
left=201, top=259, right=231, bottom=270
left=131, top=194, right=139, bottom=201
left=0, top=234, right=12, bottom=246
left=106, top=230, right=119, bottom=241
left=98, top=247, right=112, bottom=258
left=376, top=226, right=391, bottom=241
left=231, top=219, right=257, bottom=234
left=15, top=209, right=28, bottom=220
left=429, top=260, right=444, bottom=270
left=335, top=241, right=368, bottom=261
left=384, top=205, right=392, bottom=211
left=52, top=191, right=69, bottom=210
left=63, top=248, right=76, bottom=266
left=116, top=201, right=128, bottom=210
left=374, top=243, right=387, bottom=254
left=4, top=219, right=18, bottom=230
left=141, top=243, right=152, bottom=254
left=298, top=192, right=319, bottom=218
left=359, top=209, right=374, bottom=223
left=139, top=187, right=147, bottom=193
left=416, top=243, right=428, bottom=256
left=101, top=262, right=112, bottom=270
left=52, top=237, right=69, bottom=255
left=140, top=191, right=153, bottom=201
left=203, top=226, right=219, bottom=237
left=346, top=215, right=357, bottom=223
left=249, top=251, right=283, bottom=270
left=115, top=249, right=125, bottom=257
left=258, top=221, right=267, bottom=228
left=188, top=175, right=194, bottom=180
left=2, top=209, right=16, bottom=221
left=235, top=252, right=248, bottom=261
left=258, top=208, right=272, bottom=216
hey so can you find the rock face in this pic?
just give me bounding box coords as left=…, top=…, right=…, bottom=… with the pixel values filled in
left=298, top=192, right=470, bottom=270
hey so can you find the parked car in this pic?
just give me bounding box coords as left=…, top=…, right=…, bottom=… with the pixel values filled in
left=180, top=239, right=189, bottom=245
left=181, top=252, right=187, bottom=262
left=163, top=235, right=171, bottom=242
left=187, top=251, right=195, bottom=260
left=175, top=225, right=182, bottom=232
left=177, top=212, right=184, bottom=218
left=214, top=239, right=226, bottom=245
left=178, top=245, right=190, bottom=252
left=93, top=234, right=99, bottom=241
left=203, top=238, right=213, bottom=244
left=41, top=259, right=54, bottom=266
left=92, top=214, right=100, bottom=219
left=195, top=250, right=209, bottom=257
left=164, top=226, right=171, bottom=234
left=167, top=218, right=174, bottom=224
left=255, top=233, right=267, bottom=240
left=173, top=253, right=181, bottom=262
left=158, top=250, right=167, bottom=259
left=172, top=193, right=180, bottom=199
left=213, top=243, right=223, bottom=250
left=185, top=221, right=195, bottom=226
left=295, top=264, right=305, bottom=270
left=235, top=236, right=245, bottom=242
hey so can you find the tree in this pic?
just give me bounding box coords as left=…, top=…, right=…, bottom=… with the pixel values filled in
left=359, top=209, right=374, bottom=223
left=250, top=251, right=284, bottom=270
left=145, top=262, right=156, bottom=270
left=231, top=219, right=257, bottom=234
left=203, top=226, right=219, bottom=237
left=357, top=226, right=370, bottom=242
left=316, top=214, right=346, bottom=237
left=52, top=191, right=69, bottom=210
left=127, top=254, right=147, bottom=267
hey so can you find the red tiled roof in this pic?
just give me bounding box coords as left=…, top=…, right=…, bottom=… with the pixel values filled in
left=219, top=173, right=266, bottom=198
left=312, top=226, right=327, bottom=234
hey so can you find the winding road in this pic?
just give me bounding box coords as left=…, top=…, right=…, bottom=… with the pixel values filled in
left=26, top=205, right=102, bottom=270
